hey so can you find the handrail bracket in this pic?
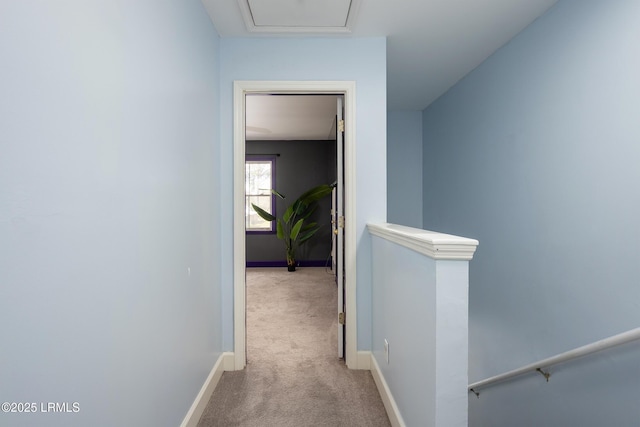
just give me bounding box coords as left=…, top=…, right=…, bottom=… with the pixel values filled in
left=536, top=367, right=551, bottom=382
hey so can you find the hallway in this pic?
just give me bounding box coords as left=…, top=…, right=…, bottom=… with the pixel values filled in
left=197, top=268, right=390, bottom=426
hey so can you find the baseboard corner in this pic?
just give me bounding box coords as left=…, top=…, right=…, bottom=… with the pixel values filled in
left=370, top=355, right=406, bottom=427
left=357, top=350, right=372, bottom=370
left=180, top=352, right=228, bottom=427
left=222, top=352, right=235, bottom=371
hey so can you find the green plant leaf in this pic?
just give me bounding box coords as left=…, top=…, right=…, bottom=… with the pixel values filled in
left=276, top=219, right=285, bottom=240
left=283, top=204, right=294, bottom=223
left=301, top=222, right=317, bottom=231
left=251, top=204, right=276, bottom=222
left=290, top=218, right=304, bottom=241
left=298, top=184, right=333, bottom=204
left=298, top=204, right=317, bottom=221
left=271, top=189, right=286, bottom=199
left=298, top=228, right=320, bottom=244
left=291, top=199, right=305, bottom=219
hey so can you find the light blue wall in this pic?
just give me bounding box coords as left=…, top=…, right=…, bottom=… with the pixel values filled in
left=422, top=0, right=640, bottom=425
left=371, top=236, right=437, bottom=425
left=219, top=37, right=387, bottom=351
left=387, top=111, right=423, bottom=228
left=371, top=230, right=471, bottom=426
left=0, top=2, right=222, bottom=426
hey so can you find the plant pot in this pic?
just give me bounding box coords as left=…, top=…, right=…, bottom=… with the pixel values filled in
left=286, top=254, right=296, bottom=272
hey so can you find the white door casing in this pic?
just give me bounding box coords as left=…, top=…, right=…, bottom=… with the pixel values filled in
left=336, top=95, right=345, bottom=360
left=232, top=81, right=358, bottom=370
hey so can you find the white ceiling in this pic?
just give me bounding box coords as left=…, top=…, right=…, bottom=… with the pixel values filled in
left=202, top=0, right=559, bottom=111
left=246, top=95, right=338, bottom=141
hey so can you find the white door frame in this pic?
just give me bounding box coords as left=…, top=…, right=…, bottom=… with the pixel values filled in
left=232, top=80, right=358, bottom=370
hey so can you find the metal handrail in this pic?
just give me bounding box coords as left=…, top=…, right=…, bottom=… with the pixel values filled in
left=468, top=327, right=640, bottom=396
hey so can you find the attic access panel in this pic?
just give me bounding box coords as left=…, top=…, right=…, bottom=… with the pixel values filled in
left=239, top=0, right=361, bottom=33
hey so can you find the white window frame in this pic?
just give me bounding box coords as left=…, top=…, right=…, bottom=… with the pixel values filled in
left=245, top=156, right=276, bottom=233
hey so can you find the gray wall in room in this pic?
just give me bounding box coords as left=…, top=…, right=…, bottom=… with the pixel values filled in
left=246, top=140, right=335, bottom=264
left=422, top=0, right=640, bottom=425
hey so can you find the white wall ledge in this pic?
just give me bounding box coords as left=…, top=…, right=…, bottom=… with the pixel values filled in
left=367, top=223, right=479, bottom=260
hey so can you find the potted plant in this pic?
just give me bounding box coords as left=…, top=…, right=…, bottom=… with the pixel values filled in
left=251, top=183, right=334, bottom=271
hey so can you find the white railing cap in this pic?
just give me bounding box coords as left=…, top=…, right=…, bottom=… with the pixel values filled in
left=367, top=223, right=479, bottom=260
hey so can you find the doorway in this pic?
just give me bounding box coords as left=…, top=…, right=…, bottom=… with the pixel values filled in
left=232, top=81, right=358, bottom=370
left=244, top=93, right=343, bottom=361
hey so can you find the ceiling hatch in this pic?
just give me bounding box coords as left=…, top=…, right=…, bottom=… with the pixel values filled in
left=238, top=0, right=361, bottom=33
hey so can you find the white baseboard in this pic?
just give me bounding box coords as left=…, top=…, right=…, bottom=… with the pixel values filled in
left=369, top=353, right=406, bottom=427
left=180, top=352, right=234, bottom=427
left=357, top=350, right=372, bottom=369
left=223, top=352, right=236, bottom=371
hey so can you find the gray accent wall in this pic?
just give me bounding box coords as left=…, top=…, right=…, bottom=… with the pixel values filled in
left=246, top=140, right=335, bottom=264
left=422, top=0, right=640, bottom=425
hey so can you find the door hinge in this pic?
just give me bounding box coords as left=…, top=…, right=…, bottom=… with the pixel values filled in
left=338, top=119, right=345, bottom=133
left=339, top=312, right=345, bottom=325
left=338, top=215, right=345, bottom=229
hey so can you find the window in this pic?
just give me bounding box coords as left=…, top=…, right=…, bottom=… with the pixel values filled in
left=245, top=157, right=276, bottom=232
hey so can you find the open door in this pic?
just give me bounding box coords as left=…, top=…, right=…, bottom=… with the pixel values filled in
left=334, top=96, right=346, bottom=360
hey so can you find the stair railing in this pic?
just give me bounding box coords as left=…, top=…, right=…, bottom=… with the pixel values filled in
left=468, top=326, right=640, bottom=397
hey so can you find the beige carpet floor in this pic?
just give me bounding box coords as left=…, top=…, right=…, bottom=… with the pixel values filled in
left=197, top=267, right=391, bottom=427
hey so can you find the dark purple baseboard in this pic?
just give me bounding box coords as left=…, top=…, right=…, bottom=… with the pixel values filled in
left=246, top=259, right=331, bottom=268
